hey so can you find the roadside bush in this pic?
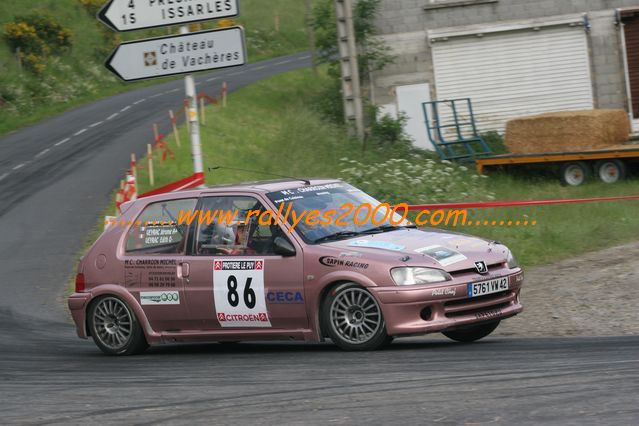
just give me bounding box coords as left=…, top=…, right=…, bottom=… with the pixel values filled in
left=367, top=104, right=412, bottom=148
left=23, top=53, right=47, bottom=74
left=4, top=22, right=45, bottom=54
left=3, top=14, right=73, bottom=73
left=311, top=77, right=344, bottom=124
left=339, top=156, right=495, bottom=204
left=482, top=131, right=508, bottom=155
left=22, top=14, right=72, bottom=52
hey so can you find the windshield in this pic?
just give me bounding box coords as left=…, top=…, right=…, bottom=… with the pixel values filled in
left=266, top=182, right=411, bottom=244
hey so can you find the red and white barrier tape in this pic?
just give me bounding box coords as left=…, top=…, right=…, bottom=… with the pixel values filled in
left=407, top=195, right=639, bottom=211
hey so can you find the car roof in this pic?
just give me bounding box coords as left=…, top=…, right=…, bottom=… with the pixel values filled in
left=135, top=178, right=344, bottom=204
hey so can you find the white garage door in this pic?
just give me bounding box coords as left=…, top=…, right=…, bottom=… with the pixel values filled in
left=431, top=25, right=594, bottom=133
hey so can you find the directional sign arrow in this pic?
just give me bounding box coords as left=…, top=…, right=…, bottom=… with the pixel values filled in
left=105, top=27, right=246, bottom=82
left=98, top=0, right=240, bottom=32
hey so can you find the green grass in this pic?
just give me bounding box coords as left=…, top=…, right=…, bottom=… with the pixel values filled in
left=0, top=0, right=308, bottom=136
left=457, top=176, right=639, bottom=266
left=136, top=68, right=393, bottom=190
left=133, top=67, right=639, bottom=267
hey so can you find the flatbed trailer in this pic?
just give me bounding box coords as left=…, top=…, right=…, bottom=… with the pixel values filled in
left=475, top=146, right=639, bottom=186
left=422, top=98, right=639, bottom=185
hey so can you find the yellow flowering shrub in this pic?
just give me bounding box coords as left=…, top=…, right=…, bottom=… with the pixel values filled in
left=218, top=19, right=237, bottom=28
left=3, top=13, right=73, bottom=73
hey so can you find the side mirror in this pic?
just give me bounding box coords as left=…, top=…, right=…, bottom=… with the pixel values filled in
left=273, top=236, right=296, bottom=257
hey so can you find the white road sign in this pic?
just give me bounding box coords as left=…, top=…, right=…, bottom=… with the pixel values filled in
left=105, top=27, right=246, bottom=82
left=98, top=0, right=240, bottom=32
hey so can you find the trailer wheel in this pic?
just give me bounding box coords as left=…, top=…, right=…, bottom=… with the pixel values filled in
left=560, top=162, right=591, bottom=186
left=595, top=160, right=626, bottom=184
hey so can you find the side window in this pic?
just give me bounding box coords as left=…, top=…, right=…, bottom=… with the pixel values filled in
left=194, top=196, right=284, bottom=256
left=125, top=198, right=197, bottom=255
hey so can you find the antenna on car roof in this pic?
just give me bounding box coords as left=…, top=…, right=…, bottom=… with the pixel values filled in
left=208, top=166, right=311, bottom=186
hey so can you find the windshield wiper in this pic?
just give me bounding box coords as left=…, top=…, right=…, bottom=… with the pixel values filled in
left=313, top=231, right=362, bottom=244
left=361, top=224, right=417, bottom=235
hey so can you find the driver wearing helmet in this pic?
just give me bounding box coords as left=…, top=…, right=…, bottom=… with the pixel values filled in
left=217, top=211, right=257, bottom=256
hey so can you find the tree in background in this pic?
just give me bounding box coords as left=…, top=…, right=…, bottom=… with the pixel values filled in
left=312, top=0, right=402, bottom=146
left=313, top=0, right=392, bottom=81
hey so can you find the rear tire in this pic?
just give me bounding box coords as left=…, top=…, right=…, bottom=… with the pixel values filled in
left=560, top=162, right=591, bottom=186
left=595, top=159, right=626, bottom=184
left=322, top=283, right=389, bottom=351
left=442, top=320, right=500, bottom=343
left=88, top=296, right=148, bottom=356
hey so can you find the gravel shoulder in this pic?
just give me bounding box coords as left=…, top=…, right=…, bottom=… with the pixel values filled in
left=498, top=240, right=639, bottom=336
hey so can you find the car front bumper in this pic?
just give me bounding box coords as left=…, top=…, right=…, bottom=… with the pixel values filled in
left=370, top=271, right=524, bottom=336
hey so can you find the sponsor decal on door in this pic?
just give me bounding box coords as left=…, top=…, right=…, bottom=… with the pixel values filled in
left=140, top=291, right=180, bottom=305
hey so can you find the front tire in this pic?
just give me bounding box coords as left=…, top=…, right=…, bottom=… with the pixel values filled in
left=322, top=283, right=389, bottom=351
left=442, top=320, right=500, bottom=343
left=88, top=296, right=148, bottom=355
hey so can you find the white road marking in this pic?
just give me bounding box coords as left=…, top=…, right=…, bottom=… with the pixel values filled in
left=133, top=99, right=146, bottom=105
left=89, top=121, right=103, bottom=128
left=0, top=172, right=9, bottom=182
left=274, top=59, right=292, bottom=66
left=149, top=93, right=163, bottom=99
left=206, top=77, right=219, bottom=82
left=54, top=138, right=70, bottom=147
left=228, top=71, right=244, bottom=76
left=195, top=82, right=202, bottom=86
left=35, top=149, right=50, bottom=158
left=121, top=105, right=131, bottom=112
left=252, top=65, right=266, bottom=70
left=13, top=163, right=25, bottom=171
left=300, top=55, right=311, bottom=60
left=168, top=88, right=179, bottom=93
left=106, top=113, right=119, bottom=120
left=74, top=129, right=87, bottom=136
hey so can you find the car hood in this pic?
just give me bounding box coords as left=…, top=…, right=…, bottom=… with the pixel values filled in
left=320, top=228, right=509, bottom=271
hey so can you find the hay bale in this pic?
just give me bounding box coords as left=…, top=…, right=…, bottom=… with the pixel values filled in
left=505, top=109, right=631, bottom=154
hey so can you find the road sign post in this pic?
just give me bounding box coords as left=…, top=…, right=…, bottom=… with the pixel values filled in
left=100, top=0, right=244, bottom=185
left=180, top=25, right=204, bottom=182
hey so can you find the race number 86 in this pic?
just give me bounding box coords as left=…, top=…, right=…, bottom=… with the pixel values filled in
left=227, top=275, right=256, bottom=309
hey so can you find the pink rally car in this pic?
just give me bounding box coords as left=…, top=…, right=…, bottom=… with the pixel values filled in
left=68, top=179, right=523, bottom=355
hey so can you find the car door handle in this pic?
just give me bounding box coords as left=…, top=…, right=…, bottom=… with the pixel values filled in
left=178, top=262, right=190, bottom=278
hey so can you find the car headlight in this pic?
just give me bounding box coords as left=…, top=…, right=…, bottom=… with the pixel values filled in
left=507, top=250, right=519, bottom=269
left=391, top=267, right=452, bottom=286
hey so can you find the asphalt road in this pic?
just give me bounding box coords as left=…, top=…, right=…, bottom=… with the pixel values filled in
left=2, top=311, right=637, bottom=425
left=0, top=52, right=637, bottom=425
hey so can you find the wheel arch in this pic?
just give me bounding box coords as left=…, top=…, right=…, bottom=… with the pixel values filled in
left=84, top=285, right=158, bottom=342
left=310, top=272, right=379, bottom=341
